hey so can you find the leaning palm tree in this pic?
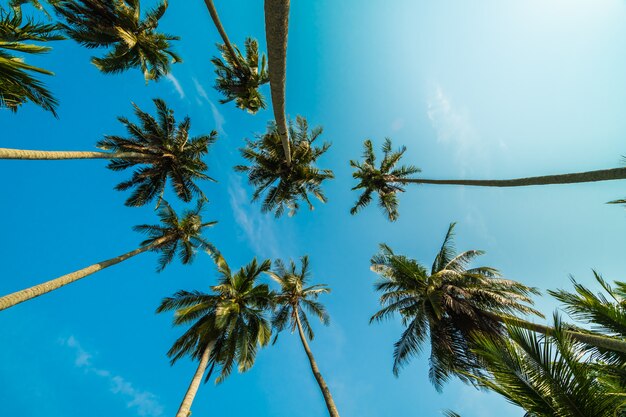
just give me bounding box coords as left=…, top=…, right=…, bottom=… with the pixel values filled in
left=351, top=138, right=626, bottom=221
left=0, top=98, right=217, bottom=207
left=236, top=116, right=334, bottom=217
left=0, top=6, right=63, bottom=115
left=157, top=253, right=273, bottom=417
left=203, top=0, right=269, bottom=113
left=54, top=0, right=180, bottom=81
left=264, top=0, right=291, bottom=164
left=0, top=200, right=216, bottom=311
left=370, top=222, right=626, bottom=389
left=269, top=256, right=340, bottom=417
left=471, top=316, right=626, bottom=417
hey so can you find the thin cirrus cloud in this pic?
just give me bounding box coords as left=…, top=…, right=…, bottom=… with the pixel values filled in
left=165, top=73, right=185, bottom=100
left=192, top=77, right=226, bottom=135
left=60, top=336, right=164, bottom=417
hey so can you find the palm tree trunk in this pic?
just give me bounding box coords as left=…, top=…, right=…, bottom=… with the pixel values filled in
left=264, top=0, right=292, bottom=165
left=295, top=309, right=340, bottom=417
left=0, top=148, right=141, bottom=160
left=203, top=0, right=242, bottom=69
left=487, top=312, right=626, bottom=353
left=175, top=342, right=215, bottom=417
left=397, top=167, right=626, bottom=187
left=0, top=236, right=171, bottom=311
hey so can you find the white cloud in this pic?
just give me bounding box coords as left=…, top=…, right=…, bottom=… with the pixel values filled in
left=193, top=77, right=226, bottom=135
left=228, top=175, right=280, bottom=259
left=60, top=336, right=164, bottom=417
left=166, top=73, right=185, bottom=99
left=192, top=77, right=209, bottom=102
left=391, top=117, right=405, bottom=132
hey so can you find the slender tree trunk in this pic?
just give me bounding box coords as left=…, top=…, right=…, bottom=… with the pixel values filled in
left=175, top=342, right=215, bottom=417
left=295, top=309, right=340, bottom=417
left=0, top=148, right=142, bottom=160
left=0, top=236, right=171, bottom=311
left=203, top=0, right=242, bottom=69
left=486, top=312, right=626, bottom=353
left=264, top=0, right=292, bottom=165
left=396, top=167, right=626, bottom=187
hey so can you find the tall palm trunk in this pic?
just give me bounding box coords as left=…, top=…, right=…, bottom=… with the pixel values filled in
left=486, top=312, right=626, bottom=353
left=203, top=0, right=242, bottom=69
left=175, top=342, right=215, bottom=417
left=397, top=167, right=626, bottom=187
left=264, top=0, right=291, bottom=165
left=295, top=308, right=340, bottom=417
left=0, top=236, right=170, bottom=311
left=0, top=148, right=141, bottom=160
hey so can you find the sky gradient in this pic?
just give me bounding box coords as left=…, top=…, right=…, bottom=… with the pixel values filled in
left=3, top=0, right=626, bottom=416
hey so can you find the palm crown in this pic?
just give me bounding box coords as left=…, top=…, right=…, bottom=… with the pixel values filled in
left=54, top=0, right=180, bottom=81
left=211, top=37, right=269, bottom=114
left=370, top=222, right=541, bottom=389
left=134, top=199, right=217, bottom=272
left=98, top=98, right=216, bottom=207
left=157, top=253, right=273, bottom=383
left=236, top=116, right=334, bottom=217
left=0, top=6, right=63, bottom=115
left=269, top=256, right=331, bottom=341
left=350, top=138, right=421, bottom=221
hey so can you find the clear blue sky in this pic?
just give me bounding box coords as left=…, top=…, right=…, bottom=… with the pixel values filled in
left=2, top=0, right=626, bottom=416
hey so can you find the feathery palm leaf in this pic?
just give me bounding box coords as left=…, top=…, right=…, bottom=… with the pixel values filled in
left=236, top=116, right=334, bottom=217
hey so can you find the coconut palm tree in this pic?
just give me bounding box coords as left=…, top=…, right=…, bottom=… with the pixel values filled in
left=351, top=138, right=626, bottom=221
left=53, top=0, right=180, bottom=81
left=264, top=0, right=291, bottom=165
left=269, top=256, right=340, bottom=417
left=203, top=0, right=269, bottom=113
left=370, top=223, right=626, bottom=389
left=0, top=98, right=217, bottom=207
left=157, top=253, right=273, bottom=417
left=0, top=200, right=216, bottom=311
left=0, top=5, right=63, bottom=115
left=211, top=38, right=269, bottom=113
left=236, top=116, right=334, bottom=217
left=471, top=315, right=626, bottom=417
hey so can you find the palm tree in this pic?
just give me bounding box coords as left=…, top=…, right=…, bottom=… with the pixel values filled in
left=351, top=138, right=626, bottom=221
left=0, top=200, right=216, bottom=311
left=0, top=98, right=217, bottom=207
left=53, top=0, right=180, bottom=81
left=269, top=256, right=341, bottom=417
left=471, top=315, right=625, bottom=417
left=370, top=223, right=626, bottom=389
left=0, top=5, right=63, bottom=115
left=157, top=253, right=273, bottom=417
left=264, top=0, right=291, bottom=165
left=236, top=116, right=334, bottom=217
left=203, top=0, right=269, bottom=113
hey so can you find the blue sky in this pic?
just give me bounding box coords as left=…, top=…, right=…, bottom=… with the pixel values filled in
left=2, top=0, right=626, bottom=416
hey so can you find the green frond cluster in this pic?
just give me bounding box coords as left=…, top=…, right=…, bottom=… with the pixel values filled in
left=54, top=0, right=180, bottom=81
left=236, top=116, right=334, bottom=217
left=350, top=138, right=421, bottom=221
left=133, top=199, right=217, bottom=272
left=158, top=253, right=273, bottom=383
left=211, top=37, right=269, bottom=114
left=370, top=223, right=541, bottom=389
left=97, top=98, right=217, bottom=207
left=0, top=6, right=63, bottom=115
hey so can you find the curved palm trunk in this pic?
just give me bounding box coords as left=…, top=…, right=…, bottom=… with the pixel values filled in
left=487, top=312, right=626, bottom=354
left=203, top=0, right=242, bottom=69
left=398, top=167, right=626, bottom=187
left=0, top=148, right=141, bottom=160
left=295, top=309, right=340, bottom=417
left=0, top=236, right=170, bottom=311
left=175, top=342, right=215, bottom=417
left=264, top=0, right=291, bottom=165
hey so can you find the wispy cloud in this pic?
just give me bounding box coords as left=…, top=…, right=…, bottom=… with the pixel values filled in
left=166, top=73, right=185, bottom=99
left=193, top=77, right=226, bottom=135
left=60, top=336, right=164, bottom=417
left=228, top=175, right=280, bottom=259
